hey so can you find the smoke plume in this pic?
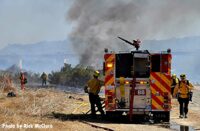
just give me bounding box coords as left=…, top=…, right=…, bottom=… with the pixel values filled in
left=67, top=0, right=200, bottom=66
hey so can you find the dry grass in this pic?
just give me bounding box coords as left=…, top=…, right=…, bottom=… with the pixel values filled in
left=0, top=86, right=95, bottom=131
left=3, top=84, right=198, bottom=131
left=0, top=75, right=16, bottom=93
left=0, top=87, right=172, bottom=131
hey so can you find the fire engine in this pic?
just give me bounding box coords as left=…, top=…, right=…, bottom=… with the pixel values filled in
left=103, top=37, right=172, bottom=122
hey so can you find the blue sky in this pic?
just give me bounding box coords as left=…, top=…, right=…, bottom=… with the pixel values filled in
left=0, top=0, right=72, bottom=49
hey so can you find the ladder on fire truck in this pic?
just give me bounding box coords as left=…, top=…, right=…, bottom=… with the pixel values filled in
left=118, top=36, right=141, bottom=121
left=129, top=76, right=136, bottom=121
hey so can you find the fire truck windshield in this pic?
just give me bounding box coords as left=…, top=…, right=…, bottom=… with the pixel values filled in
left=134, top=57, right=150, bottom=78
left=116, top=53, right=133, bottom=78
left=115, top=53, right=150, bottom=78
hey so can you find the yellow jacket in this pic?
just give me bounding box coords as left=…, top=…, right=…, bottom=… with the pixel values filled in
left=86, top=78, right=103, bottom=95
left=173, top=80, right=193, bottom=98
left=171, top=77, right=179, bottom=87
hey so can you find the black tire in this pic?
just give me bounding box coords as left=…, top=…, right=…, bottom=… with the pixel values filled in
left=106, top=111, right=124, bottom=121
left=106, top=111, right=123, bottom=117
left=163, top=111, right=170, bottom=122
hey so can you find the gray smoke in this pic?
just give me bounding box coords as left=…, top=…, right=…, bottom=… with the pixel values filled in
left=67, top=0, right=200, bottom=65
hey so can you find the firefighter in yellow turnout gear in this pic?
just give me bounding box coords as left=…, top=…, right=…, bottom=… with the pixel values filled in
left=117, top=77, right=126, bottom=108
left=171, top=74, right=179, bottom=95
left=119, top=77, right=125, bottom=98
left=173, top=74, right=193, bottom=118
left=84, top=71, right=105, bottom=118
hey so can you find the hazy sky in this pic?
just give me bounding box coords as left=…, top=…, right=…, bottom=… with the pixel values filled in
left=1, top=0, right=200, bottom=50
left=0, top=0, right=72, bottom=49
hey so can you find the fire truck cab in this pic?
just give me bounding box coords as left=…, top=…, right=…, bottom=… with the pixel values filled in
left=103, top=48, right=171, bottom=122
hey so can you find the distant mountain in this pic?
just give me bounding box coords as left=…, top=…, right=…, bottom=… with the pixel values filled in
left=6, top=64, right=21, bottom=74
left=0, top=40, right=73, bottom=55
left=0, top=36, right=200, bottom=82
left=0, top=40, right=79, bottom=73
left=142, top=36, right=200, bottom=52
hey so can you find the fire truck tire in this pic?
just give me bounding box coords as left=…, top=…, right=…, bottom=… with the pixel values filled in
left=161, top=111, right=170, bottom=122
left=106, top=111, right=123, bottom=118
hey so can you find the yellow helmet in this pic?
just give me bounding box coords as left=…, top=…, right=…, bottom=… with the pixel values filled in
left=180, top=74, right=186, bottom=78
left=94, top=70, right=100, bottom=77
left=119, top=77, right=125, bottom=85
left=172, top=74, right=176, bottom=77
left=172, top=74, right=176, bottom=78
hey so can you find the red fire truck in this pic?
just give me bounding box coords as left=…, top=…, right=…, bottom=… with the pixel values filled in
left=103, top=37, right=172, bottom=122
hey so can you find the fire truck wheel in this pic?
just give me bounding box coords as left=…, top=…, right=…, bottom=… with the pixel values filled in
left=106, top=111, right=123, bottom=118
left=162, top=111, right=170, bottom=122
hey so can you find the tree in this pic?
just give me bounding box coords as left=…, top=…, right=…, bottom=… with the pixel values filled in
left=48, top=63, right=94, bottom=87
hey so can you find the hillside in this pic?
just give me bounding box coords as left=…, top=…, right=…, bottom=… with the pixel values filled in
left=0, top=36, right=200, bottom=81
left=0, top=40, right=79, bottom=73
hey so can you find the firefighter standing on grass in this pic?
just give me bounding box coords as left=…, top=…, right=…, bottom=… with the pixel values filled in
left=41, top=72, right=47, bottom=86
left=84, top=71, right=105, bottom=118
left=19, top=72, right=27, bottom=90
left=173, top=74, right=193, bottom=118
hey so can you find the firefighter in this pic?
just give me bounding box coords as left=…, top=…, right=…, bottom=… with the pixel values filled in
left=84, top=71, right=105, bottom=118
left=19, top=72, right=27, bottom=90
left=171, top=74, right=179, bottom=95
left=118, top=77, right=126, bottom=108
left=41, top=72, right=47, bottom=86
left=173, top=74, right=193, bottom=118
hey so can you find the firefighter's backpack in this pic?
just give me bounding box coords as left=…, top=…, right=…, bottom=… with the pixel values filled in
left=178, top=80, right=193, bottom=101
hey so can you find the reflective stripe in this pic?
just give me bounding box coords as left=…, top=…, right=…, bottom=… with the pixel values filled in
left=151, top=72, right=170, bottom=93
left=106, top=77, right=114, bottom=86
left=152, top=99, right=163, bottom=110
left=150, top=72, right=171, bottom=111
left=105, top=54, right=115, bottom=62
left=104, top=54, right=115, bottom=111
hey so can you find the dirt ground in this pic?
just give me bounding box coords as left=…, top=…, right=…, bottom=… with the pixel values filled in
left=0, top=86, right=200, bottom=131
